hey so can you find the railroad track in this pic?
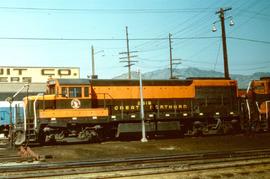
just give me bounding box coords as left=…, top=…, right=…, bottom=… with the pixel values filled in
left=0, top=148, right=270, bottom=178
left=0, top=154, right=22, bottom=163
left=0, top=138, right=8, bottom=148
left=0, top=145, right=43, bottom=164
left=0, top=140, right=21, bottom=163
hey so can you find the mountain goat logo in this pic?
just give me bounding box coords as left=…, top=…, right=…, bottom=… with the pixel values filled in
left=71, top=98, right=81, bottom=109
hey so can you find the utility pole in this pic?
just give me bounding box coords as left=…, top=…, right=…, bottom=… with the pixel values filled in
left=91, top=45, right=104, bottom=79
left=169, top=33, right=173, bottom=79
left=119, top=26, right=138, bottom=79
left=126, top=26, right=131, bottom=79
left=168, top=33, right=182, bottom=79
left=215, top=7, right=232, bottom=79
left=91, top=45, right=95, bottom=78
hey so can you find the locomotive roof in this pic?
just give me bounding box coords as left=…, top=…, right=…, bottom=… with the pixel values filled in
left=52, top=78, right=194, bottom=86
left=91, top=79, right=193, bottom=86
left=260, top=77, right=270, bottom=80
left=186, top=77, right=231, bottom=80
left=52, top=78, right=91, bottom=85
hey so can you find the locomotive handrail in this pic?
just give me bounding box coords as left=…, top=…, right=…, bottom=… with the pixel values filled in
left=5, top=83, right=30, bottom=104
left=23, top=103, right=27, bottom=132
left=213, top=118, right=222, bottom=130
left=5, top=83, right=29, bottom=147
left=34, top=93, right=44, bottom=130
left=266, top=101, right=270, bottom=120
left=255, top=101, right=270, bottom=121
left=91, top=92, right=114, bottom=108
left=246, top=81, right=252, bottom=94
left=245, top=81, right=253, bottom=122
left=93, top=92, right=114, bottom=100
left=245, top=99, right=251, bottom=122
left=255, top=101, right=262, bottom=121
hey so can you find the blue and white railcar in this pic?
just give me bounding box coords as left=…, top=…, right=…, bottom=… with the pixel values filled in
left=0, top=101, right=24, bottom=136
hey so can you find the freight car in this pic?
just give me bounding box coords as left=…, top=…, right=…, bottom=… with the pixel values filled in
left=0, top=101, right=24, bottom=137
left=13, top=77, right=242, bottom=145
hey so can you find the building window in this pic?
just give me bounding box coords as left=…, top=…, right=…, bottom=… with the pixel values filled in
left=69, top=87, right=82, bottom=98
left=0, top=77, right=8, bottom=82
left=84, top=87, right=89, bottom=97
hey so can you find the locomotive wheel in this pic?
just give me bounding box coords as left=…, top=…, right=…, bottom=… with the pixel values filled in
left=38, top=132, right=46, bottom=145
left=193, top=121, right=203, bottom=136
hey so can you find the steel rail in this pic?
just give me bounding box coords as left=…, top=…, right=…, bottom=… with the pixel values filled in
left=2, top=155, right=270, bottom=178
left=1, top=148, right=270, bottom=178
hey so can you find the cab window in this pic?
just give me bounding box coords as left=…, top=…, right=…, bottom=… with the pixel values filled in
left=84, top=87, right=89, bottom=97
left=62, top=87, right=68, bottom=97
left=48, top=85, right=55, bottom=94
left=69, top=87, right=82, bottom=97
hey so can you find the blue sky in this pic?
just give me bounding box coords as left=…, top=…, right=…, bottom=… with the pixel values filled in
left=0, top=0, right=269, bottom=78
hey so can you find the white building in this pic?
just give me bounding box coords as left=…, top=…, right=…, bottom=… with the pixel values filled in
left=0, top=66, right=80, bottom=100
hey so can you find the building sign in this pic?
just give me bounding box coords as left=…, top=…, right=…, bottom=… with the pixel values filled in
left=0, top=66, right=80, bottom=83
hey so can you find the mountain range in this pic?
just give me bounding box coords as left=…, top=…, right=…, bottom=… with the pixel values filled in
left=113, top=67, right=270, bottom=89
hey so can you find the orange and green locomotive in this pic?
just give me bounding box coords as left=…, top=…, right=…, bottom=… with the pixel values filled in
left=14, top=77, right=242, bottom=144
left=242, top=77, right=270, bottom=131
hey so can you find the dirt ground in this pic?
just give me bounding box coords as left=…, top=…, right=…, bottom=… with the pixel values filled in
left=24, top=133, right=270, bottom=162
left=1, top=133, right=270, bottom=178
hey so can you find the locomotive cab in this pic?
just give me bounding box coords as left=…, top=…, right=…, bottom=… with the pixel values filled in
left=15, top=78, right=109, bottom=145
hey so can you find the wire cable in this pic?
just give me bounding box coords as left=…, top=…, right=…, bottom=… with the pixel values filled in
left=0, top=36, right=220, bottom=41
left=228, top=37, right=270, bottom=45
left=0, top=7, right=214, bottom=13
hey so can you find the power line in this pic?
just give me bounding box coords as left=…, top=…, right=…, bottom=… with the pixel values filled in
left=0, top=6, right=214, bottom=13
left=231, top=66, right=270, bottom=71
left=0, top=37, right=127, bottom=41
left=0, top=36, right=220, bottom=41
left=0, top=36, right=269, bottom=45
left=132, top=0, right=223, bottom=50
left=172, top=1, right=264, bottom=65
left=214, top=39, right=222, bottom=71
left=240, top=10, right=270, bottom=18
left=133, top=12, right=212, bottom=50
left=139, top=47, right=168, bottom=53
left=228, top=37, right=270, bottom=45
left=228, top=1, right=269, bottom=35
left=163, top=0, right=239, bottom=50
